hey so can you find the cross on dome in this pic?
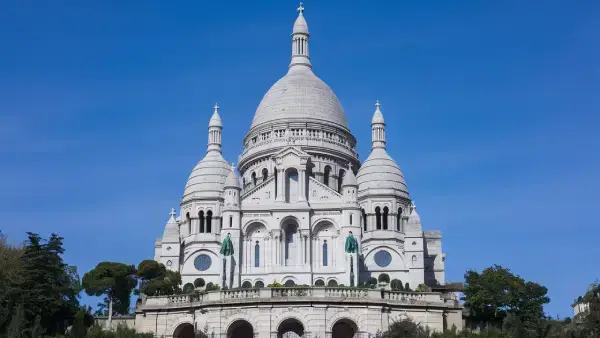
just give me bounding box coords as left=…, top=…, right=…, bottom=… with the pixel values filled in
left=169, top=208, right=176, bottom=218
left=375, top=100, right=381, bottom=109
left=297, top=1, right=304, bottom=14
left=213, top=103, right=219, bottom=113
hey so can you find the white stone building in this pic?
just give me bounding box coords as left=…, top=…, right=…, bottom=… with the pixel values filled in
left=137, top=4, right=462, bottom=338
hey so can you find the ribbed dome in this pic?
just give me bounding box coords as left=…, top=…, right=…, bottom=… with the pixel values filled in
left=182, top=152, right=231, bottom=201
left=224, top=164, right=240, bottom=189
left=357, top=148, right=408, bottom=197
left=249, top=66, right=349, bottom=130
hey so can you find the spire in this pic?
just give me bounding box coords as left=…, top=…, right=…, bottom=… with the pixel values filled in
left=342, top=164, right=358, bottom=187
left=225, top=162, right=241, bottom=189
left=207, top=103, right=223, bottom=154
left=168, top=208, right=176, bottom=223
left=290, top=2, right=311, bottom=69
left=371, top=100, right=386, bottom=149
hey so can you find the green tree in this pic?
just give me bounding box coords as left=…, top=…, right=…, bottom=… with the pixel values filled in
left=578, top=282, right=600, bottom=337
left=379, top=318, right=430, bottom=338
left=3, top=233, right=81, bottom=336
left=462, top=265, right=549, bottom=331
left=0, top=231, right=22, bottom=330
left=82, top=262, right=137, bottom=325
left=136, top=260, right=182, bottom=296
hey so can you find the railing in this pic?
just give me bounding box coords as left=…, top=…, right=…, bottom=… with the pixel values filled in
left=143, top=288, right=453, bottom=309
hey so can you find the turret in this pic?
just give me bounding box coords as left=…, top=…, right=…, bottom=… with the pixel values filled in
left=221, top=163, right=242, bottom=288
left=290, top=2, right=311, bottom=69
left=158, top=209, right=181, bottom=272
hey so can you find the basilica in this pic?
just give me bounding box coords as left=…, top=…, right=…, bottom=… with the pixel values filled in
left=136, top=4, right=462, bottom=338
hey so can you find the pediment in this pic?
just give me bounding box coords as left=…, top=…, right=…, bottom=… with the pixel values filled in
left=308, top=177, right=341, bottom=203
left=272, top=146, right=310, bottom=167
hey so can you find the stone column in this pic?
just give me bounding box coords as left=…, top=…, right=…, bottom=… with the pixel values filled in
left=276, top=168, right=285, bottom=202
left=298, top=168, right=306, bottom=201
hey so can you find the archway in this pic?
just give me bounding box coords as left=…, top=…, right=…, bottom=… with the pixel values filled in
left=173, top=323, right=195, bottom=338
left=227, top=320, right=254, bottom=338
left=278, top=318, right=304, bottom=338
left=332, top=319, right=358, bottom=338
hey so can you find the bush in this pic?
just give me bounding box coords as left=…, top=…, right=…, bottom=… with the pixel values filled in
left=378, top=273, right=390, bottom=283
left=369, top=277, right=378, bottom=286
left=390, top=279, right=404, bottom=291
left=404, top=282, right=411, bottom=291
left=205, top=282, right=220, bottom=291
left=182, top=283, right=194, bottom=294
left=268, top=280, right=283, bottom=288
left=416, top=283, right=431, bottom=292
left=194, top=278, right=205, bottom=288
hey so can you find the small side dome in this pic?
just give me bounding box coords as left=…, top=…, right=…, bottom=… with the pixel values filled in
left=342, top=166, right=358, bottom=187
left=371, top=101, right=385, bottom=124
left=225, top=163, right=241, bottom=189
left=357, top=148, right=408, bottom=198
left=293, top=3, right=309, bottom=34
left=182, top=152, right=230, bottom=202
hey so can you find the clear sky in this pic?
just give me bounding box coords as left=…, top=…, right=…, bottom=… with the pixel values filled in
left=1, top=0, right=599, bottom=318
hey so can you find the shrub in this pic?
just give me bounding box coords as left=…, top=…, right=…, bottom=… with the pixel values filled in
left=182, top=283, right=194, bottom=294
left=390, top=279, right=404, bottom=291
left=416, top=283, right=431, bottom=292
left=268, top=280, right=283, bottom=288
left=404, top=282, right=412, bottom=291
left=378, top=273, right=390, bottom=283
left=194, top=278, right=205, bottom=288
left=369, top=277, right=378, bottom=286
left=205, top=282, right=220, bottom=291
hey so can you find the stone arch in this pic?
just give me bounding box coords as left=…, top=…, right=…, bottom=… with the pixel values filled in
left=279, top=215, right=301, bottom=228
left=276, top=316, right=306, bottom=338
left=244, top=221, right=268, bottom=237
left=242, top=219, right=269, bottom=235
left=311, top=218, right=339, bottom=232
left=331, top=318, right=359, bottom=338
left=225, top=313, right=259, bottom=338
left=261, top=168, right=268, bottom=182
left=170, top=319, right=195, bottom=338
left=282, top=275, right=298, bottom=285
left=182, top=248, right=219, bottom=265
left=226, top=319, right=254, bottom=338
left=364, top=245, right=406, bottom=268
left=327, top=312, right=362, bottom=333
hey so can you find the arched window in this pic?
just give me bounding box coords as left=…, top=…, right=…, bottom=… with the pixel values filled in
left=337, top=169, right=345, bottom=193
left=251, top=172, right=257, bottom=186
left=255, top=280, right=264, bottom=288
left=375, top=207, right=382, bottom=230
left=241, top=281, right=252, bottom=289
left=397, top=207, right=403, bottom=231
left=199, top=211, right=205, bottom=233
left=322, top=240, right=328, bottom=266
left=186, top=213, right=191, bottom=235
left=314, top=279, right=325, bottom=286
left=362, top=209, right=367, bottom=232
left=229, top=216, right=233, bottom=228
left=324, top=166, right=331, bottom=187
left=206, top=210, right=212, bottom=233
left=383, top=207, right=389, bottom=230
left=254, top=241, right=260, bottom=267
left=262, top=168, right=268, bottom=182
left=327, top=280, right=338, bottom=287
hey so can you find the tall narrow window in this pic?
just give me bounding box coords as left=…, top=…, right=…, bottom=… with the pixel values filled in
left=375, top=207, right=382, bottom=230
left=322, top=240, right=328, bottom=266
left=383, top=207, right=389, bottom=230
left=397, top=207, right=403, bottom=231
left=362, top=209, right=368, bottom=232
left=199, top=211, right=205, bottom=233
left=254, top=241, right=260, bottom=267
left=349, top=214, right=353, bottom=225
left=229, top=216, right=233, bottom=228
left=251, top=172, right=257, bottom=186
left=262, top=168, right=268, bottom=182
left=324, top=166, right=331, bottom=187
left=186, top=213, right=191, bottom=235
left=337, top=169, right=345, bottom=193
left=206, top=210, right=212, bottom=233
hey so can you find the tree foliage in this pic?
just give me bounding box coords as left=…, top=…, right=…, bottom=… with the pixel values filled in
left=462, top=264, right=549, bottom=331
left=83, top=262, right=137, bottom=316
left=0, top=232, right=83, bottom=337
left=136, top=260, right=181, bottom=296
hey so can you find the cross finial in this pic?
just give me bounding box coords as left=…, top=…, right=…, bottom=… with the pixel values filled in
left=297, top=1, right=304, bottom=14
left=169, top=208, right=176, bottom=220
left=213, top=103, right=219, bottom=113
left=375, top=100, right=381, bottom=109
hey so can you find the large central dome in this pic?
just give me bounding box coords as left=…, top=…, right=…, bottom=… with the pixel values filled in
left=250, top=66, right=348, bottom=130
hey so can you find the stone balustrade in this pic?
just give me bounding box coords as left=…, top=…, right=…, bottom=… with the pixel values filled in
left=142, top=287, right=453, bottom=310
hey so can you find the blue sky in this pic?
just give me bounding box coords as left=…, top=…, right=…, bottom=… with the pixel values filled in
left=1, top=0, right=599, bottom=318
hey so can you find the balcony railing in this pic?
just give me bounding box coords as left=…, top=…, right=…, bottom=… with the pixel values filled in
left=143, top=287, right=454, bottom=309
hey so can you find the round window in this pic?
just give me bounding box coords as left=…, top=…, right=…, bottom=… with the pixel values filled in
left=194, top=254, right=212, bottom=271
left=374, top=250, right=392, bottom=267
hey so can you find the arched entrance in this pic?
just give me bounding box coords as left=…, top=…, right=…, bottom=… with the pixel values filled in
left=332, top=319, right=358, bottom=338
left=278, top=318, right=304, bottom=338
left=173, top=323, right=194, bottom=338
left=227, top=320, right=254, bottom=338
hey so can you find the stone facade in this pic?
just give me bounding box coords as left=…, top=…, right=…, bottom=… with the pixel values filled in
left=142, top=4, right=462, bottom=338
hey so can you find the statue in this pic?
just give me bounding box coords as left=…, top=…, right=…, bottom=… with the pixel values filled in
left=220, top=233, right=234, bottom=256
left=344, top=231, right=358, bottom=253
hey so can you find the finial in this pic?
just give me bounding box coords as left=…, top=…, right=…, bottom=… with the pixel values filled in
left=231, top=162, right=235, bottom=170
left=375, top=100, right=381, bottom=109
left=213, top=103, right=219, bottom=113
left=297, top=1, right=304, bottom=14
left=170, top=208, right=176, bottom=217
left=411, top=201, right=416, bottom=209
